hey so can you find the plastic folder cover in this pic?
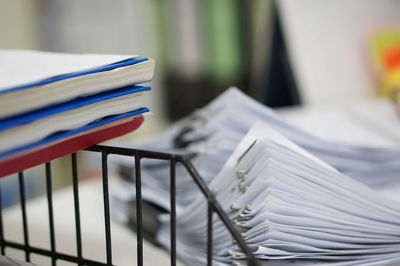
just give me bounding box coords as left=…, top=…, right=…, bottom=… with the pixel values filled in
left=0, top=85, right=150, bottom=130
left=0, top=55, right=148, bottom=94
left=0, top=107, right=149, bottom=160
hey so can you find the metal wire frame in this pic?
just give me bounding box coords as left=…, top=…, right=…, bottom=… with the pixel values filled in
left=0, top=144, right=259, bottom=266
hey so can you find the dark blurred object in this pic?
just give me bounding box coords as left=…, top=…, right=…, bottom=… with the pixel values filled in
left=117, top=161, right=169, bottom=244
left=127, top=200, right=168, bottom=245
left=165, top=75, right=244, bottom=120
left=164, top=0, right=300, bottom=120
left=258, top=2, right=300, bottom=107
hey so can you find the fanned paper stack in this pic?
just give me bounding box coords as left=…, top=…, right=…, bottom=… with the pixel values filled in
left=157, top=121, right=400, bottom=265
left=111, top=87, right=400, bottom=219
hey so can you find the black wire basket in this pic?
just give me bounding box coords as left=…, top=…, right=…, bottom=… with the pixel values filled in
left=0, top=144, right=258, bottom=266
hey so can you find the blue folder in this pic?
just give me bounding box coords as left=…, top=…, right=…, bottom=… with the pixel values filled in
left=0, top=85, right=150, bottom=131
left=0, top=57, right=148, bottom=95
left=0, top=107, right=149, bottom=159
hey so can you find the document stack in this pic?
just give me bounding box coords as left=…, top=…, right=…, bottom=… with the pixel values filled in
left=0, top=49, right=155, bottom=177
left=110, top=87, right=400, bottom=265
left=157, top=121, right=400, bottom=265
left=111, top=88, right=400, bottom=218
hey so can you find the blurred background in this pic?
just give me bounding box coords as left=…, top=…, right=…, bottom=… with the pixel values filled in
left=1, top=0, right=400, bottom=204
left=2, top=0, right=400, bottom=121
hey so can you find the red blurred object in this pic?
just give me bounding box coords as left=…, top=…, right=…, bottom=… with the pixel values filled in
left=383, top=45, right=400, bottom=71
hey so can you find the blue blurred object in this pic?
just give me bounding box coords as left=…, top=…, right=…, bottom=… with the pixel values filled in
left=0, top=171, right=44, bottom=209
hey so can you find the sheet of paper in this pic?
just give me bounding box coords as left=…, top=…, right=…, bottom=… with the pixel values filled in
left=0, top=49, right=134, bottom=91
left=155, top=120, right=400, bottom=265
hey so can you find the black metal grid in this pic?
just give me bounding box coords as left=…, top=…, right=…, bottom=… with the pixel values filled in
left=0, top=144, right=258, bottom=265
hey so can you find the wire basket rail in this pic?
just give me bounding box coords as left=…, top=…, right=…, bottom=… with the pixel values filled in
left=0, top=144, right=258, bottom=265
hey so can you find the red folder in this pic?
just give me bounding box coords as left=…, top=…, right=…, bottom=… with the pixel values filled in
left=0, top=115, right=144, bottom=178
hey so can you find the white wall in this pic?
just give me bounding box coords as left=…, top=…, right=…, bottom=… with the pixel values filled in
left=278, top=0, right=400, bottom=105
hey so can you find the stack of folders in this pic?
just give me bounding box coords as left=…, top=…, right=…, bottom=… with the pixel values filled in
left=111, top=87, right=400, bottom=220
left=0, top=49, right=155, bottom=177
left=157, top=121, right=400, bottom=265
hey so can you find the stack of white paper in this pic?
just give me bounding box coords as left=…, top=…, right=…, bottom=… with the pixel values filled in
left=111, top=87, right=400, bottom=219
left=157, top=122, right=400, bottom=265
